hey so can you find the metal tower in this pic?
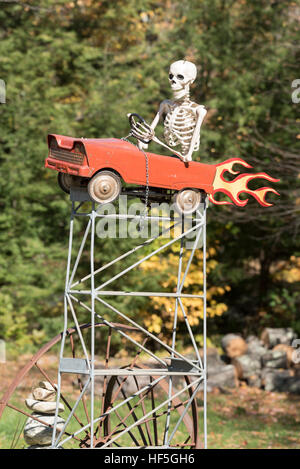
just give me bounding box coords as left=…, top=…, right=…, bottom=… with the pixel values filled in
left=51, top=187, right=208, bottom=449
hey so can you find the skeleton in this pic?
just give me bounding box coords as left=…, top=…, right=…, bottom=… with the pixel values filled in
left=132, top=60, right=207, bottom=162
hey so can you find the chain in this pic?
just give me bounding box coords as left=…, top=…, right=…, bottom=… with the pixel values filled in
left=121, top=134, right=149, bottom=230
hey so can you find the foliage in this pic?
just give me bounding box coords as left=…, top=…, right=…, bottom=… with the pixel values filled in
left=0, top=0, right=299, bottom=349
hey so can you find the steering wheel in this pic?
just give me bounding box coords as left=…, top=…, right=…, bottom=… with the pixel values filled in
left=128, top=113, right=153, bottom=144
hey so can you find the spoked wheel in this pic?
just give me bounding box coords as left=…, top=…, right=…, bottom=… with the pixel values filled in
left=0, top=323, right=201, bottom=449
left=88, top=171, right=121, bottom=205
left=174, top=189, right=201, bottom=215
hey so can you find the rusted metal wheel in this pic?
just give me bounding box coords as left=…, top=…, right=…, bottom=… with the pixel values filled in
left=174, top=188, right=201, bottom=215
left=0, top=323, right=200, bottom=449
left=88, top=171, right=121, bottom=205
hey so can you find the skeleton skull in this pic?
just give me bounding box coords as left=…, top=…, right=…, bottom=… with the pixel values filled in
left=168, top=60, right=197, bottom=93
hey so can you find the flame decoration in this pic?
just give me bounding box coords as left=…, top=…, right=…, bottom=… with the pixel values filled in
left=209, top=158, right=280, bottom=207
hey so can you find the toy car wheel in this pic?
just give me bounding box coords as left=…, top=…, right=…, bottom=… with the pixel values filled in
left=88, top=170, right=121, bottom=205
left=174, top=188, right=201, bottom=215
left=58, top=172, right=73, bottom=194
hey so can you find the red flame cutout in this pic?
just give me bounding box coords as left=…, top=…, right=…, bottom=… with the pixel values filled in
left=209, top=158, right=280, bottom=207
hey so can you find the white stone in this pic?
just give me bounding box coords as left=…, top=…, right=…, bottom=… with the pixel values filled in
left=39, top=381, right=56, bottom=391
left=24, top=414, right=65, bottom=446
left=32, top=387, right=56, bottom=401
left=25, top=398, right=64, bottom=415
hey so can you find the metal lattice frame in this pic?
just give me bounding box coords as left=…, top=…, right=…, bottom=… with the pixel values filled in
left=51, top=189, right=208, bottom=449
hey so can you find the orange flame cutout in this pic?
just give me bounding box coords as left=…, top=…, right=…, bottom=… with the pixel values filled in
left=209, top=158, right=280, bottom=207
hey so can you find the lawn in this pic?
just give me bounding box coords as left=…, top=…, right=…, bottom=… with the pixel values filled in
left=1, top=355, right=300, bottom=449
left=1, top=386, right=300, bottom=449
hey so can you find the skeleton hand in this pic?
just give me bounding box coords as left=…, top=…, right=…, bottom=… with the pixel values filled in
left=183, top=152, right=193, bottom=163
left=128, top=113, right=154, bottom=144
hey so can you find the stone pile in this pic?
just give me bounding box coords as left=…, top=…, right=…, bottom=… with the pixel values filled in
left=24, top=381, right=65, bottom=448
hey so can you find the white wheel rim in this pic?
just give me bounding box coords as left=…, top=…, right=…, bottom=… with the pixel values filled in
left=90, top=173, right=120, bottom=204
left=175, top=189, right=201, bottom=214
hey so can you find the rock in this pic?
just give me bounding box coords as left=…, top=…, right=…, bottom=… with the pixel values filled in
left=25, top=399, right=64, bottom=415
left=32, top=387, right=56, bottom=402
left=24, top=414, right=65, bottom=446
left=261, top=369, right=300, bottom=393
left=261, top=349, right=288, bottom=369
left=221, top=334, right=248, bottom=358
left=39, top=381, right=56, bottom=391
left=261, top=328, right=297, bottom=349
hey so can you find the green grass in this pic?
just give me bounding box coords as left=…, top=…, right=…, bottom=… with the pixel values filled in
left=1, top=389, right=300, bottom=449
left=0, top=394, right=194, bottom=449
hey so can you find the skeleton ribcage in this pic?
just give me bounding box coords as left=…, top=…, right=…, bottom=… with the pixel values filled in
left=164, top=105, right=199, bottom=155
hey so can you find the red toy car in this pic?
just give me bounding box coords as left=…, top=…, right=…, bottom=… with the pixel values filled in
left=45, top=116, right=279, bottom=212
left=45, top=133, right=217, bottom=213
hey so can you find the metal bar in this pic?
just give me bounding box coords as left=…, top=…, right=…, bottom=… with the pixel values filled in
left=114, top=377, right=149, bottom=447
left=69, top=335, right=90, bottom=426
left=66, top=295, right=91, bottom=367
left=178, top=298, right=203, bottom=367
left=68, top=218, right=91, bottom=288
left=94, top=213, right=203, bottom=223
left=100, top=377, right=202, bottom=449
left=99, top=326, right=112, bottom=434
left=164, top=218, right=184, bottom=445
left=69, top=290, right=204, bottom=298
left=6, top=404, right=81, bottom=443
left=95, top=296, right=202, bottom=373
left=90, top=206, right=96, bottom=449
left=71, top=220, right=181, bottom=289
left=179, top=224, right=203, bottom=292
left=54, top=377, right=91, bottom=447
left=69, top=294, right=167, bottom=367
left=35, top=363, right=89, bottom=432
left=58, top=375, right=166, bottom=447
left=94, top=313, right=167, bottom=367
left=203, top=202, right=207, bottom=449
left=60, top=369, right=203, bottom=377
left=167, top=380, right=202, bottom=446
left=95, top=220, right=203, bottom=292
left=52, top=205, right=74, bottom=447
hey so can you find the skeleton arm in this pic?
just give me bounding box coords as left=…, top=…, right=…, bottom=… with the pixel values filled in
left=137, top=100, right=170, bottom=151
left=184, top=105, right=207, bottom=162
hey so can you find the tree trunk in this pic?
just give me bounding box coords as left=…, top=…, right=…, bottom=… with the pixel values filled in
left=232, top=354, right=261, bottom=380
left=261, top=349, right=288, bottom=369
left=207, top=364, right=238, bottom=390
left=261, top=369, right=300, bottom=393
left=221, top=334, right=248, bottom=358
left=246, top=335, right=268, bottom=357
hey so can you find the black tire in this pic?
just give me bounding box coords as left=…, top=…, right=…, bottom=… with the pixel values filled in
left=58, top=172, right=73, bottom=194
